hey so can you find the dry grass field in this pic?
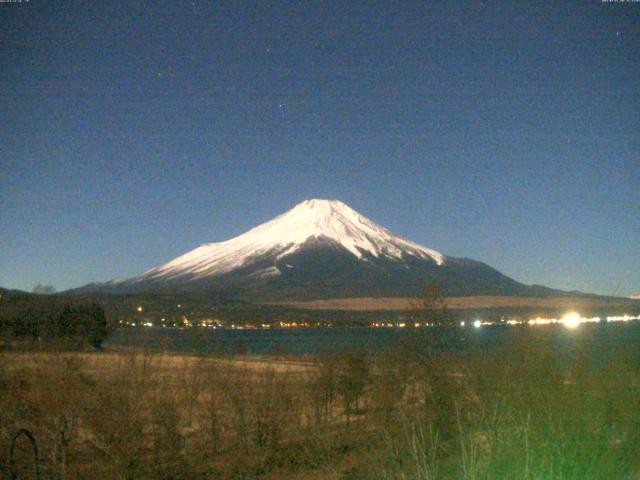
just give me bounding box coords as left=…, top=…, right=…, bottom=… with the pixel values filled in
left=2, top=329, right=640, bottom=479
left=266, top=295, right=640, bottom=311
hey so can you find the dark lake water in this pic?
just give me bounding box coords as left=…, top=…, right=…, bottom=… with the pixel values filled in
left=108, top=322, right=640, bottom=358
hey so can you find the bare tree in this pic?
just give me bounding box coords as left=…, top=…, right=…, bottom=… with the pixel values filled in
left=417, top=283, right=453, bottom=327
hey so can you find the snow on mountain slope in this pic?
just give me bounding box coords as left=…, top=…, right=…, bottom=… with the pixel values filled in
left=139, top=199, right=444, bottom=282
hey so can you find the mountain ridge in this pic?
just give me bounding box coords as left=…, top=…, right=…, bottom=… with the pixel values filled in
left=74, top=199, right=584, bottom=300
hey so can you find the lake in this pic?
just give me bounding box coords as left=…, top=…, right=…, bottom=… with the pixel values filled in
left=108, top=322, right=640, bottom=359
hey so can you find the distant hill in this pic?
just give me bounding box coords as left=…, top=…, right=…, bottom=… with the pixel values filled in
left=3, top=286, right=638, bottom=329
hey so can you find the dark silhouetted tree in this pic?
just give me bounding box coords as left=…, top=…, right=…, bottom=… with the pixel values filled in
left=418, top=283, right=453, bottom=326
left=47, top=302, right=109, bottom=348
left=86, top=303, right=109, bottom=349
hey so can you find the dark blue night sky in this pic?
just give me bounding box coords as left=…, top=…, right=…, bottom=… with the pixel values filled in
left=1, top=1, right=638, bottom=296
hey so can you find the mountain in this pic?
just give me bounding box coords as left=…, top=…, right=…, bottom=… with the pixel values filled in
left=77, top=199, right=564, bottom=300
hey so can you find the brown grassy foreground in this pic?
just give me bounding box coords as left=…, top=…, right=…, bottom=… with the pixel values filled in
left=1, top=330, right=640, bottom=479
left=266, top=295, right=640, bottom=311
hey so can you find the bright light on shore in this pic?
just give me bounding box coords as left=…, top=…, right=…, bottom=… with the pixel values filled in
left=561, top=312, right=581, bottom=329
left=473, top=320, right=482, bottom=328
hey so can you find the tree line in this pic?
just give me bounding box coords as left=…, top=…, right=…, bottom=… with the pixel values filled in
left=0, top=290, right=110, bottom=349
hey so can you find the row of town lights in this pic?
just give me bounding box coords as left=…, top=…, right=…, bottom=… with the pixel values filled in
left=470, top=312, right=640, bottom=329
left=132, top=305, right=638, bottom=330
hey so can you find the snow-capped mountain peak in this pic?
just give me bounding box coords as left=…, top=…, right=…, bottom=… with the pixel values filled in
left=140, top=199, right=444, bottom=282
